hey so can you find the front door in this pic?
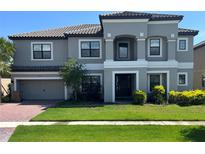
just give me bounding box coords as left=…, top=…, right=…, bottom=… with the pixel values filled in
left=115, top=74, right=132, bottom=100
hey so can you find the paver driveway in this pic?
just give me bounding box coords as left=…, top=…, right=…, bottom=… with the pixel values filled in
left=0, top=101, right=57, bottom=142
left=0, top=101, right=57, bottom=122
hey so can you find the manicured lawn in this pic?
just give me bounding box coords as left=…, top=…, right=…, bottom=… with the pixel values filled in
left=32, top=103, right=205, bottom=121
left=9, top=125, right=205, bottom=142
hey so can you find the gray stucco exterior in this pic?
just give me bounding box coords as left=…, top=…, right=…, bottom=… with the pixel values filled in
left=10, top=12, right=197, bottom=102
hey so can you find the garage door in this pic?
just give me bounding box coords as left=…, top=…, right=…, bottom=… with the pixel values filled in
left=20, top=80, right=65, bottom=100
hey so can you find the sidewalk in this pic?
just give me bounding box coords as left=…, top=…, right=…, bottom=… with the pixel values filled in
left=1, top=121, right=205, bottom=128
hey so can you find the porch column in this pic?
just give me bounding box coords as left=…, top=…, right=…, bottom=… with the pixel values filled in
left=105, top=39, right=114, bottom=60
left=64, top=83, right=68, bottom=101
left=137, top=38, right=146, bottom=60
left=104, top=69, right=113, bottom=103
left=167, top=39, right=176, bottom=60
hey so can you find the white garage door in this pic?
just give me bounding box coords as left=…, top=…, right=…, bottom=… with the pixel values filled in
left=20, top=80, right=65, bottom=100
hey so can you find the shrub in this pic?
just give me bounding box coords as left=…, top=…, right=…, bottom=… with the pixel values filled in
left=152, top=85, right=165, bottom=104
left=132, top=90, right=147, bottom=105
left=168, top=90, right=205, bottom=106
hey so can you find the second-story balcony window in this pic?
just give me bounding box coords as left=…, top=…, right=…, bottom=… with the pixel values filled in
left=80, top=40, right=101, bottom=58
left=31, top=42, right=53, bottom=60
left=148, top=38, right=162, bottom=57
left=119, top=42, right=128, bottom=58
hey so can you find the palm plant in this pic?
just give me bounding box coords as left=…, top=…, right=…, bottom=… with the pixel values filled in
left=0, top=37, right=15, bottom=103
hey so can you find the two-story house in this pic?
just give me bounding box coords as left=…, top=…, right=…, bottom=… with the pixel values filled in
left=9, top=12, right=198, bottom=102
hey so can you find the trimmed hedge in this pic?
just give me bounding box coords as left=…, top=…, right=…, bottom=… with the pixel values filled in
left=169, top=90, right=205, bottom=106
left=152, top=85, right=166, bottom=104
left=132, top=90, right=147, bottom=105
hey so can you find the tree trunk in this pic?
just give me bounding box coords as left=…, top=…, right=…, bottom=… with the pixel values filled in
left=0, top=75, right=2, bottom=104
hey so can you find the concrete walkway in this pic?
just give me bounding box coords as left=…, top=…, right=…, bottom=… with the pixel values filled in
left=1, top=121, right=205, bottom=128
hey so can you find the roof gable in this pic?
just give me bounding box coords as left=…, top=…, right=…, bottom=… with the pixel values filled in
left=99, top=11, right=183, bottom=21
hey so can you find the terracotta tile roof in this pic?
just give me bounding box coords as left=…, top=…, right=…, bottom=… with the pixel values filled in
left=9, top=24, right=103, bottom=39
left=178, top=28, right=199, bottom=36
left=99, top=11, right=183, bottom=21
left=9, top=25, right=198, bottom=39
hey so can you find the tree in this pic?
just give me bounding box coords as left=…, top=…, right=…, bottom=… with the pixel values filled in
left=0, top=37, right=15, bottom=103
left=59, top=58, right=86, bottom=101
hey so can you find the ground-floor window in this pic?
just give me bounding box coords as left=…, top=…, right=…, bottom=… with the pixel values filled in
left=202, top=75, right=205, bottom=87
left=148, top=74, right=162, bottom=92
left=177, top=72, right=188, bottom=86
left=81, top=75, right=102, bottom=101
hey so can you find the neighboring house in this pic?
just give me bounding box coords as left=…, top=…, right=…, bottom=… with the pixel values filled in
left=9, top=11, right=198, bottom=102
left=193, top=41, right=205, bottom=89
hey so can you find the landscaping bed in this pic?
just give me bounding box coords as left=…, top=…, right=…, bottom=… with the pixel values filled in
left=9, top=125, right=205, bottom=142
left=32, top=103, right=205, bottom=121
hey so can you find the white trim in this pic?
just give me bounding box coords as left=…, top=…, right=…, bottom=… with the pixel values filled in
left=147, top=70, right=170, bottom=94
left=104, top=60, right=193, bottom=69
left=11, top=72, right=59, bottom=75
left=102, top=19, right=149, bottom=23
left=177, top=72, right=188, bottom=86
left=147, top=37, right=163, bottom=57
left=148, top=20, right=180, bottom=24
left=177, top=38, right=189, bottom=52
left=85, top=64, right=104, bottom=70
left=13, top=77, right=68, bottom=100
left=137, top=38, right=146, bottom=41
left=78, top=39, right=102, bottom=59
left=168, top=39, right=176, bottom=42
left=105, top=39, right=113, bottom=42
left=178, top=62, right=193, bottom=69
left=31, top=42, right=53, bottom=61
left=112, top=71, right=139, bottom=102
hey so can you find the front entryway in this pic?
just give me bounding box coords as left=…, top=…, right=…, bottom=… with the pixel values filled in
left=115, top=74, right=135, bottom=100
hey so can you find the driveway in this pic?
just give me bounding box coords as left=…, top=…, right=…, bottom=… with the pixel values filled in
left=0, top=101, right=57, bottom=122
left=0, top=101, right=57, bottom=142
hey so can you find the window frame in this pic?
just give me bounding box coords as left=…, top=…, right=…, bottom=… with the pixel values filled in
left=81, top=73, right=103, bottom=93
left=117, top=41, right=130, bottom=60
left=148, top=73, right=162, bottom=92
left=177, top=72, right=188, bottom=86
left=202, top=75, right=205, bottom=88
left=79, top=39, right=102, bottom=59
left=147, top=37, right=162, bottom=57
left=31, top=42, right=53, bottom=61
left=177, top=38, right=188, bottom=52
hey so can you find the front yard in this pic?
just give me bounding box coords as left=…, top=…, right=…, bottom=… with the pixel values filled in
left=32, top=103, right=205, bottom=121
left=9, top=125, right=205, bottom=142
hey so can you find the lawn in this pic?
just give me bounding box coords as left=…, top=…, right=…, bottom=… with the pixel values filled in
left=9, top=125, right=205, bottom=142
left=32, top=103, right=205, bottom=121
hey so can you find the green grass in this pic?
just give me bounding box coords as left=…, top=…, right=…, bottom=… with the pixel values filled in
left=32, top=103, right=205, bottom=121
left=9, top=125, right=205, bottom=142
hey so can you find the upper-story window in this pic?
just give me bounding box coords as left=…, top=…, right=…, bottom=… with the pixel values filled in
left=148, top=38, right=162, bottom=57
left=31, top=42, right=53, bottom=60
left=116, top=41, right=130, bottom=60
left=177, top=38, right=188, bottom=51
left=79, top=39, right=101, bottom=59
